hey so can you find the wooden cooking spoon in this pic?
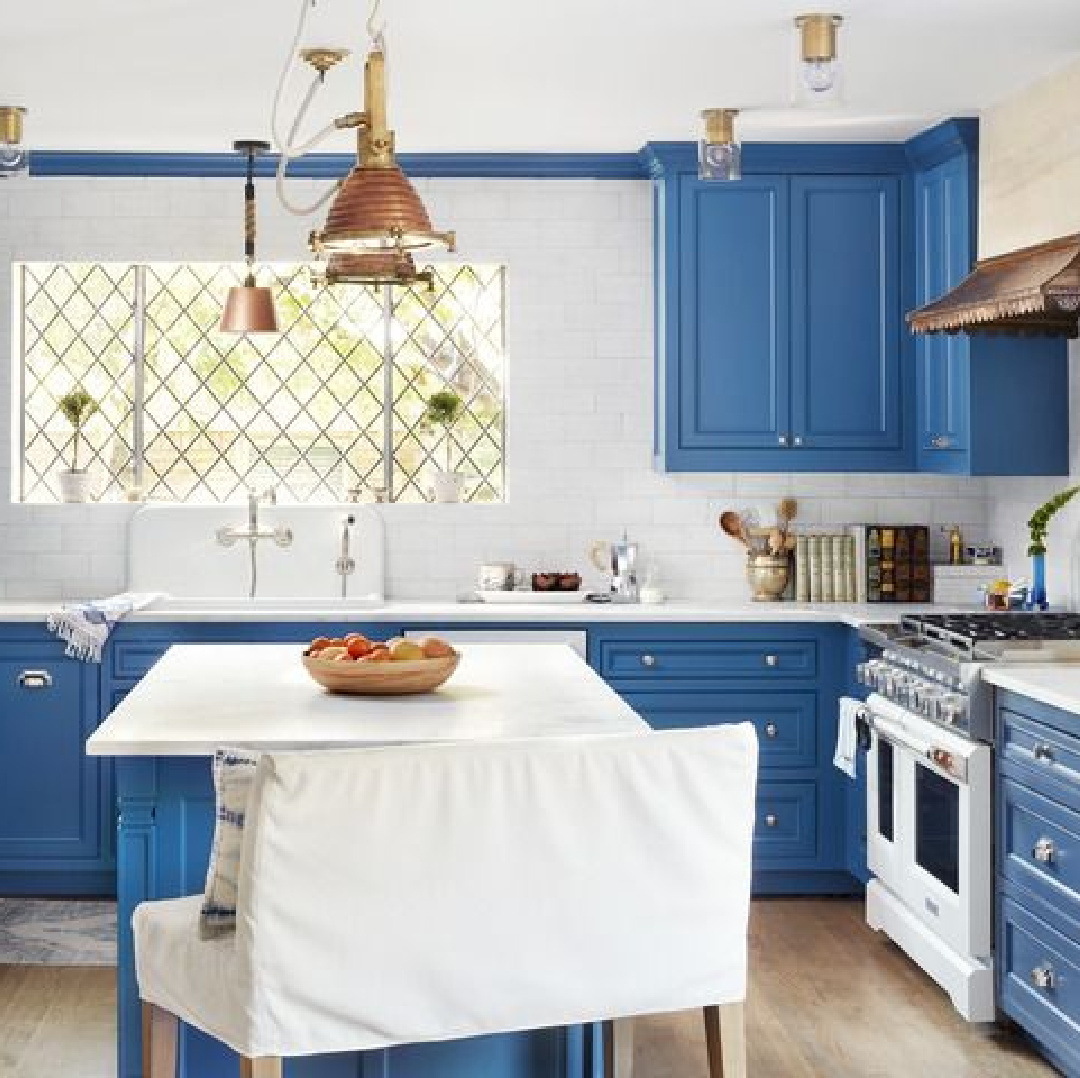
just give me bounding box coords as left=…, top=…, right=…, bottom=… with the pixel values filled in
left=719, top=510, right=750, bottom=547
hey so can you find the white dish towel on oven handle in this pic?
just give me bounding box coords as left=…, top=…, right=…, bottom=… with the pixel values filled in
left=834, top=695, right=867, bottom=779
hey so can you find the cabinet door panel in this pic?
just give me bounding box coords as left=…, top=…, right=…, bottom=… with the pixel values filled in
left=677, top=175, right=790, bottom=450
left=0, top=652, right=100, bottom=864
left=790, top=176, right=902, bottom=451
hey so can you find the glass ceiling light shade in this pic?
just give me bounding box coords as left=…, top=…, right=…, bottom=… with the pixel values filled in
left=219, top=139, right=280, bottom=334
left=0, top=107, right=29, bottom=178
left=793, top=14, right=843, bottom=105
left=699, top=109, right=741, bottom=182
left=313, top=248, right=434, bottom=290
left=309, top=46, right=455, bottom=258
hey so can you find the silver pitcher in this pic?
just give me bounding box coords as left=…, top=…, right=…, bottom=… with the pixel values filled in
left=590, top=532, right=640, bottom=603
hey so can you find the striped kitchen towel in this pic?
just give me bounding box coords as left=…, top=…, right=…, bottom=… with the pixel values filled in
left=47, top=592, right=161, bottom=662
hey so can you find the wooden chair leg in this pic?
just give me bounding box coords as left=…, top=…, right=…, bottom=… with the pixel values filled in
left=141, top=1002, right=177, bottom=1078
left=241, top=1058, right=284, bottom=1078
left=703, top=1002, right=747, bottom=1078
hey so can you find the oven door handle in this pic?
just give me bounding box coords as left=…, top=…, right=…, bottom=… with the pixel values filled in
left=868, top=710, right=970, bottom=785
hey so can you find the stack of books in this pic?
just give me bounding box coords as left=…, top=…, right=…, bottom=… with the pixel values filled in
left=794, top=526, right=932, bottom=603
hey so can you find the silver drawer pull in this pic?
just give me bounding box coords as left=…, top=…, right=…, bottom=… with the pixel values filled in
left=931, top=435, right=951, bottom=449
left=764, top=654, right=779, bottom=668
left=1033, top=743, right=1056, bottom=763
left=18, top=670, right=53, bottom=690
left=1033, top=837, right=1056, bottom=864
left=764, top=813, right=778, bottom=828
left=640, top=654, right=656, bottom=668
left=764, top=722, right=779, bottom=739
left=1031, top=965, right=1056, bottom=990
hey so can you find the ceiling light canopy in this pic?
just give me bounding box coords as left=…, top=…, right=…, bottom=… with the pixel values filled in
left=698, top=109, right=741, bottom=182
left=219, top=139, right=280, bottom=334
left=0, top=106, right=29, bottom=178
left=273, top=0, right=455, bottom=288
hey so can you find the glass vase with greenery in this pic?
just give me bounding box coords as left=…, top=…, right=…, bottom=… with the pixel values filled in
left=1026, top=485, right=1080, bottom=610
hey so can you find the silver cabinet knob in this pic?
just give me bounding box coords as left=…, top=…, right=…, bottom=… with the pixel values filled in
left=793, top=436, right=804, bottom=447
left=1031, top=965, right=1056, bottom=990
left=931, top=435, right=951, bottom=449
left=778, top=434, right=789, bottom=446
left=764, top=654, right=779, bottom=667
left=764, top=722, right=778, bottom=739
left=764, top=814, right=778, bottom=828
left=17, top=670, right=53, bottom=689
left=640, top=654, right=656, bottom=668
left=1033, top=743, right=1056, bottom=763
left=1033, top=837, right=1056, bottom=864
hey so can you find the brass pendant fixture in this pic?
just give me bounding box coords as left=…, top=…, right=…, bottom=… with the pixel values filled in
left=308, top=46, right=455, bottom=260
left=0, top=106, right=29, bottom=178
left=220, top=139, right=280, bottom=334
left=313, top=249, right=434, bottom=290
left=794, top=14, right=843, bottom=100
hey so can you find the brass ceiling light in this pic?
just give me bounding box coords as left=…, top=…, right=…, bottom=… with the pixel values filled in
left=0, top=106, right=29, bottom=178
left=698, top=109, right=741, bottom=182
left=219, top=140, right=281, bottom=334
left=272, top=0, right=454, bottom=287
left=794, top=14, right=843, bottom=103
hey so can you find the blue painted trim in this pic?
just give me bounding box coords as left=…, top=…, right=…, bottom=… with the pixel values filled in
left=29, top=151, right=646, bottom=180
left=642, top=141, right=911, bottom=178
left=904, top=117, right=979, bottom=171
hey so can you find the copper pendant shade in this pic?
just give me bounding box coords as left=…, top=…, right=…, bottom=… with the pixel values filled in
left=220, top=139, right=280, bottom=334
left=309, top=48, right=454, bottom=260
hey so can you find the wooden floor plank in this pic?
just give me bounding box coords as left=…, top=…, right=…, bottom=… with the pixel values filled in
left=0, top=898, right=1056, bottom=1078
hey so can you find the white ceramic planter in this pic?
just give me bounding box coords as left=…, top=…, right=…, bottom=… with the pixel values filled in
left=430, top=470, right=465, bottom=504
left=57, top=469, right=94, bottom=503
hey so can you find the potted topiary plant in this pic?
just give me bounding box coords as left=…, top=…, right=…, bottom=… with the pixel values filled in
left=423, top=390, right=466, bottom=503
left=57, top=387, right=99, bottom=503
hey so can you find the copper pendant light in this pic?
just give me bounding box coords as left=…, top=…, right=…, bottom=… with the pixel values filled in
left=220, top=139, right=280, bottom=334
left=308, top=46, right=455, bottom=259
left=314, top=248, right=434, bottom=290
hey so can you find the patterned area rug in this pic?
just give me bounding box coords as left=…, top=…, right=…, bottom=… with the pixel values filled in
left=0, top=899, right=117, bottom=966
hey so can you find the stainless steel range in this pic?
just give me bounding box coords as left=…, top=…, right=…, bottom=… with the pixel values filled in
left=855, top=612, right=1080, bottom=1024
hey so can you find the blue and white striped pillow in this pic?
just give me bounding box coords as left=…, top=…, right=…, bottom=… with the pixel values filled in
left=200, top=748, right=260, bottom=938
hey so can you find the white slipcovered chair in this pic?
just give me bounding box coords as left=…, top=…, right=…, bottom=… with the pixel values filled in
left=135, top=725, right=758, bottom=1078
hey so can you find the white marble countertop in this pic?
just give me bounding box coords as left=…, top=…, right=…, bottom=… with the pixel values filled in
left=86, top=643, right=648, bottom=757
left=0, top=598, right=954, bottom=627
left=984, top=664, right=1080, bottom=716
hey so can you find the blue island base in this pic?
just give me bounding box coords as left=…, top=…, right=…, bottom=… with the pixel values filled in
left=116, top=758, right=600, bottom=1078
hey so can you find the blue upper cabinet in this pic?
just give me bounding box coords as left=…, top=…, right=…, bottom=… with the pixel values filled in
left=647, top=143, right=913, bottom=472
left=790, top=176, right=903, bottom=454
left=908, top=120, right=1069, bottom=476
left=676, top=175, right=790, bottom=453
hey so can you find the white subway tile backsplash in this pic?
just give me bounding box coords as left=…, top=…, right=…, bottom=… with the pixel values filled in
left=0, top=174, right=998, bottom=600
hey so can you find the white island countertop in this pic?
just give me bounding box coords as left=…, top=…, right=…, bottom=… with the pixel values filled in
left=984, top=664, right=1080, bottom=717
left=2, top=598, right=961, bottom=626
left=86, top=643, right=647, bottom=757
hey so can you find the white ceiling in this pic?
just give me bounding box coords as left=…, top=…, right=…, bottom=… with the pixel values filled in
left=4, top=0, right=1080, bottom=153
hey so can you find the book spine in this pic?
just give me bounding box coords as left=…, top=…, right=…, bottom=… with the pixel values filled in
left=809, top=535, right=822, bottom=603
left=831, top=535, right=846, bottom=602
left=821, top=534, right=834, bottom=603
left=795, top=535, right=809, bottom=603
left=847, top=535, right=858, bottom=604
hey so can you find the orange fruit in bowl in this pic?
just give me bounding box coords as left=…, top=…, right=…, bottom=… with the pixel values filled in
left=347, top=638, right=373, bottom=659
left=363, top=647, right=393, bottom=662
left=389, top=639, right=425, bottom=662
left=420, top=637, right=454, bottom=659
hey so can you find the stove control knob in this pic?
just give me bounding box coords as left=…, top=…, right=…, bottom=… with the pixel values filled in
left=938, top=694, right=965, bottom=726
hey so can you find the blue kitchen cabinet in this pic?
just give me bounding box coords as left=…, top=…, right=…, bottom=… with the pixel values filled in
left=996, top=689, right=1080, bottom=1077
left=0, top=625, right=113, bottom=896
left=647, top=142, right=913, bottom=472
left=909, top=120, right=1069, bottom=476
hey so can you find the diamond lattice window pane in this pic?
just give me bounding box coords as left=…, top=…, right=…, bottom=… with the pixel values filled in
left=18, top=262, right=504, bottom=504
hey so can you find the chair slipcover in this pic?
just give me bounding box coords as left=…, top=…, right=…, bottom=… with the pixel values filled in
left=134, top=725, right=758, bottom=1058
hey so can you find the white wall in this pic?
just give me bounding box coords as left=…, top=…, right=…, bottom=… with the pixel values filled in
left=981, top=57, right=1080, bottom=608
left=0, top=174, right=990, bottom=601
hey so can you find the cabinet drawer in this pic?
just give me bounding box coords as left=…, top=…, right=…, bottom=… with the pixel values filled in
left=755, top=782, right=818, bottom=863
left=1000, top=895, right=1080, bottom=1072
left=1000, top=706, right=1080, bottom=794
left=111, top=643, right=170, bottom=681
left=598, top=640, right=816, bottom=681
left=1002, top=778, right=1080, bottom=923
left=620, top=691, right=817, bottom=769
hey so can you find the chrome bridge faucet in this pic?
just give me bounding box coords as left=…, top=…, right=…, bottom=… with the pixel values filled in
left=336, top=514, right=357, bottom=598
left=216, top=486, right=293, bottom=598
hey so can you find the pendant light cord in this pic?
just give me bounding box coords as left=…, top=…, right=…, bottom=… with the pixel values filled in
left=243, top=145, right=257, bottom=284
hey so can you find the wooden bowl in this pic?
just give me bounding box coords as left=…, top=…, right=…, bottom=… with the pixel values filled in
left=301, top=650, right=460, bottom=695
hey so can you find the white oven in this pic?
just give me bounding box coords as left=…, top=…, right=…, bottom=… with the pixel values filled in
left=865, top=693, right=994, bottom=1022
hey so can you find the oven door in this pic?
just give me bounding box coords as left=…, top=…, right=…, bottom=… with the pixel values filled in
left=866, top=695, right=993, bottom=961
left=867, top=714, right=903, bottom=893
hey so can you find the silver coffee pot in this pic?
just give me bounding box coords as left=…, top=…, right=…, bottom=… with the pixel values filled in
left=590, top=531, right=640, bottom=603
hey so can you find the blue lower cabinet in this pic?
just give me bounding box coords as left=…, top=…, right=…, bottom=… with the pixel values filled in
left=997, top=689, right=1080, bottom=1076
left=0, top=628, right=112, bottom=896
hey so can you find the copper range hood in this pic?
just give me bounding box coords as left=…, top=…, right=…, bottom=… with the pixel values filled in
left=909, top=233, right=1080, bottom=339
